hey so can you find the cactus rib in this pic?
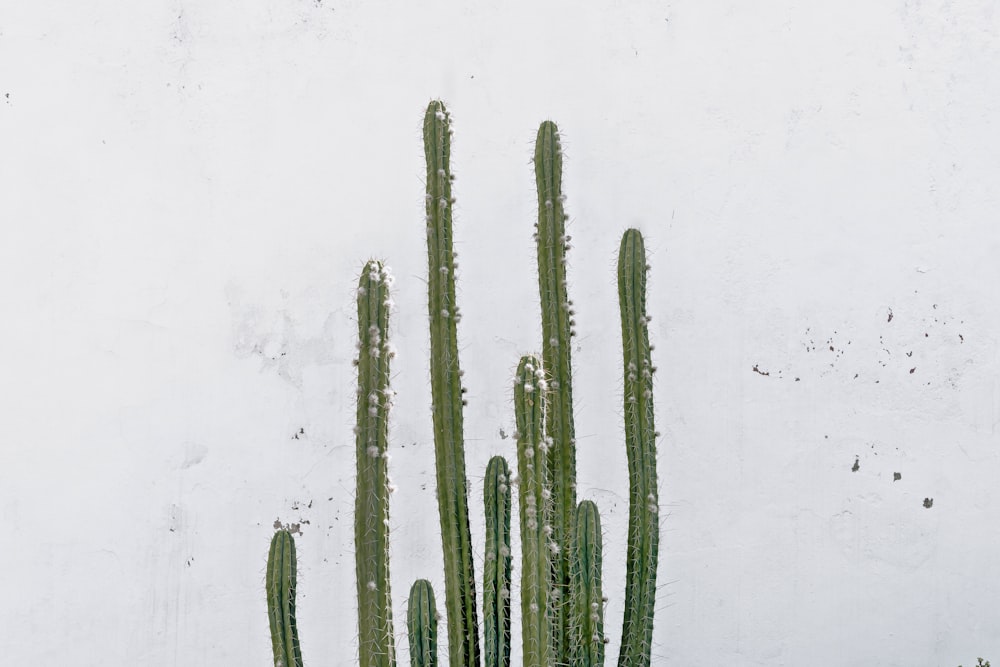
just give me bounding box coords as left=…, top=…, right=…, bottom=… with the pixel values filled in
left=423, top=99, right=480, bottom=667
left=354, top=260, right=397, bottom=667
left=534, top=120, right=577, bottom=663
left=266, top=529, right=303, bottom=667
left=515, top=355, right=553, bottom=667
left=571, top=500, right=605, bottom=667
left=408, top=579, right=439, bottom=667
left=617, top=229, right=659, bottom=667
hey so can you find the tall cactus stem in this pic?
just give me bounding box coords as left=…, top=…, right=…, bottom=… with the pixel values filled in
left=570, top=500, right=605, bottom=667
left=534, top=120, right=576, bottom=662
left=354, top=260, right=397, bottom=667
left=484, top=456, right=513, bottom=667
left=408, top=579, right=439, bottom=667
left=616, top=229, right=659, bottom=667
left=423, top=99, right=480, bottom=667
left=515, top=355, right=554, bottom=667
left=266, top=529, right=303, bottom=667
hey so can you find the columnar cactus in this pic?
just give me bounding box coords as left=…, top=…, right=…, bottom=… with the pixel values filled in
left=354, top=260, right=397, bottom=667
left=484, top=456, right=513, bottom=667
left=533, top=119, right=577, bottom=661
left=423, top=99, right=480, bottom=667
left=570, top=500, right=605, bottom=667
left=616, top=229, right=659, bottom=667
left=514, top=355, right=554, bottom=667
left=266, top=529, right=303, bottom=667
left=407, top=579, right=439, bottom=667
left=261, top=107, right=663, bottom=667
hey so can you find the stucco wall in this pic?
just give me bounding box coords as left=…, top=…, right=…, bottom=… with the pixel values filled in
left=3, top=1, right=999, bottom=665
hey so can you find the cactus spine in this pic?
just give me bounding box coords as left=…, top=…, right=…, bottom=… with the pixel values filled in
left=408, top=579, right=439, bottom=667
left=423, top=99, right=480, bottom=667
left=484, top=456, right=513, bottom=667
left=571, top=500, right=605, bottom=667
left=266, top=529, right=303, bottom=667
left=515, top=355, right=554, bottom=667
left=617, top=229, right=659, bottom=667
left=533, top=120, right=577, bottom=662
left=354, top=260, right=397, bottom=667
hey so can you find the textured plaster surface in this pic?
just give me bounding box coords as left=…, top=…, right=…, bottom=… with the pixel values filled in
left=3, top=1, right=1000, bottom=665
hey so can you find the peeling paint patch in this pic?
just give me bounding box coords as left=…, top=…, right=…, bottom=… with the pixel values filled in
left=168, top=504, right=183, bottom=533
left=225, top=282, right=338, bottom=388
left=180, top=443, right=207, bottom=469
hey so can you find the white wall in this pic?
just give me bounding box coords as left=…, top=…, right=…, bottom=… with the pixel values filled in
left=3, top=1, right=999, bottom=665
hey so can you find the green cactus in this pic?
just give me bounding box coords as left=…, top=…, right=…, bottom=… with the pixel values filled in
left=515, top=355, right=554, bottom=667
left=484, top=456, right=512, bottom=667
left=407, top=579, right=439, bottom=667
left=533, top=120, right=577, bottom=662
left=260, top=107, right=663, bottom=667
left=617, top=229, right=659, bottom=667
left=266, top=529, right=303, bottom=667
left=571, top=500, right=605, bottom=667
left=354, top=260, right=397, bottom=667
left=423, top=99, right=480, bottom=667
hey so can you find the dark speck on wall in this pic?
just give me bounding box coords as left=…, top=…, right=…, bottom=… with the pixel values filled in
left=851, top=457, right=860, bottom=472
left=894, top=472, right=902, bottom=481
left=923, top=498, right=934, bottom=509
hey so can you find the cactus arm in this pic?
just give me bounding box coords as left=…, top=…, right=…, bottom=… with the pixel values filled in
left=515, top=355, right=554, bottom=667
left=266, top=529, right=303, bottom=667
left=534, top=120, right=576, bottom=662
left=407, top=579, right=439, bottom=667
left=354, top=260, right=397, bottom=667
left=571, top=500, right=605, bottom=667
left=616, top=229, right=659, bottom=667
left=484, top=456, right=512, bottom=667
left=423, top=99, right=480, bottom=667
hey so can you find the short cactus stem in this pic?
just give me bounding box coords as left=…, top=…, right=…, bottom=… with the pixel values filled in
left=484, top=456, right=512, bottom=667
left=407, top=579, right=439, bottom=667
left=354, top=260, right=397, bottom=667
left=266, top=530, right=303, bottom=667
left=616, top=229, right=659, bottom=667
left=515, top=355, right=553, bottom=667
left=570, top=500, right=604, bottom=667
left=534, top=119, right=577, bottom=662
left=423, top=99, right=480, bottom=667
